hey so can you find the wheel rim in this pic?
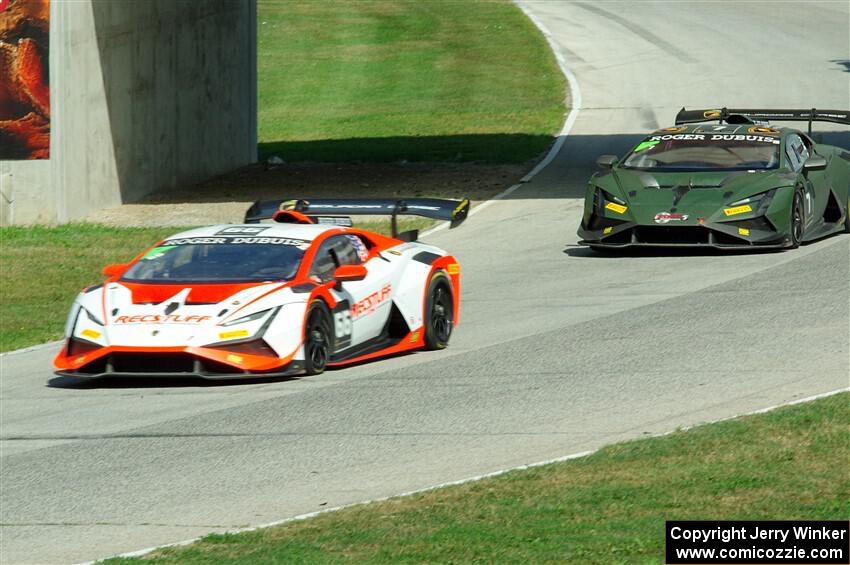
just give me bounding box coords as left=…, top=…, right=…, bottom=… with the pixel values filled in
left=306, top=312, right=328, bottom=369
left=792, top=194, right=804, bottom=243
left=431, top=287, right=452, bottom=343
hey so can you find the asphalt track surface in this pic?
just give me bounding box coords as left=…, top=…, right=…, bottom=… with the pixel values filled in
left=2, top=2, right=849, bottom=563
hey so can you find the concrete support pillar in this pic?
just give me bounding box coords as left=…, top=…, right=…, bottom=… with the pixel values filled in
left=0, top=0, right=257, bottom=225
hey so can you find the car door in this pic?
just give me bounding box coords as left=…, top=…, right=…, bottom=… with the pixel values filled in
left=787, top=133, right=826, bottom=227
left=308, top=235, right=394, bottom=350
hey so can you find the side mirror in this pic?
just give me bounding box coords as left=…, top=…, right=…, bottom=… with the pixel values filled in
left=333, top=264, right=367, bottom=283
left=803, top=155, right=827, bottom=172
left=596, top=155, right=619, bottom=169
left=102, top=263, right=127, bottom=278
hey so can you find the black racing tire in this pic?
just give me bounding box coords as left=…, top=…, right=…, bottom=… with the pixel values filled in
left=788, top=189, right=805, bottom=249
left=423, top=272, right=454, bottom=351
left=303, top=300, right=332, bottom=375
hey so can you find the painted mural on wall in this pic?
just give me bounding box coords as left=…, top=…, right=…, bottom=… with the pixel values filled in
left=0, top=0, right=49, bottom=160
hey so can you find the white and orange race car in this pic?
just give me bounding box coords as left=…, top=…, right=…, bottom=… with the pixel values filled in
left=54, top=198, right=469, bottom=379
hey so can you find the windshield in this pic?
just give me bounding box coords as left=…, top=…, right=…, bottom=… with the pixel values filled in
left=622, top=133, right=781, bottom=172
left=121, top=236, right=310, bottom=283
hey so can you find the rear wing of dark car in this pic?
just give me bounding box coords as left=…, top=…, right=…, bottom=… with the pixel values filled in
left=675, top=107, right=850, bottom=134
left=244, top=198, right=470, bottom=239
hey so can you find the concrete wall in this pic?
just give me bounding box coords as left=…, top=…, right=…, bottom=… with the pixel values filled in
left=0, top=0, right=257, bottom=225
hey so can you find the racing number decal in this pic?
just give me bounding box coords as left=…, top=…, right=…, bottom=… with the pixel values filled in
left=802, top=180, right=815, bottom=218
left=334, top=311, right=352, bottom=338
left=332, top=300, right=352, bottom=349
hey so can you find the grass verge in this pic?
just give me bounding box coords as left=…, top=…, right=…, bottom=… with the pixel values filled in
left=257, top=0, right=565, bottom=162
left=1, top=225, right=180, bottom=351
left=0, top=219, right=432, bottom=352
left=103, top=393, right=848, bottom=564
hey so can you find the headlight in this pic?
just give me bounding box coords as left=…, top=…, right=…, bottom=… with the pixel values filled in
left=725, top=189, right=776, bottom=216
left=83, top=307, right=103, bottom=326
left=221, top=308, right=272, bottom=327
left=595, top=188, right=628, bottom=215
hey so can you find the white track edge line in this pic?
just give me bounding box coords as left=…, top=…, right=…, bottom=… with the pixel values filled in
left=80, top=386, right=849, bottom=565
left=419, top=0, right=581, bottom=239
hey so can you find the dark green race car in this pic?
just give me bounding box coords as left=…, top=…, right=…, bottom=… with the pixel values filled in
left=578, top=108, right=850, bottom=250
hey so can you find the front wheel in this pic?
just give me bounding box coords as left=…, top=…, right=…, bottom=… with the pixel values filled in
left=788, top=189, right=805, bottom=249
left=423, top=272, right=454, bottom=350
left=304, top=301, right=332, bottom=375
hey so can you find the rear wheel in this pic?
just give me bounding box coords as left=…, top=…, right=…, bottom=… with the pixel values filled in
left=423, top=272, right=453, bottom=350
left=789, top=189, right=805, bottom=248
left=304, top=301, right=332, bottom=375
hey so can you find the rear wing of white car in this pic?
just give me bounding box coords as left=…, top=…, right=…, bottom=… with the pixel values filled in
left=244, top=198, right=470, bottom=239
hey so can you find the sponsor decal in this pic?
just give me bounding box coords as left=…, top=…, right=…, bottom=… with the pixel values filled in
left=141, top=245, right=177, bottom=261
left=75, top=355, right=86, bottom=363
left=387, top=249, right=402, bottom=256
left=409, top=330, right=420, bottom=343
left=703, top=109, right=722, bottom=118
left=603, top=226, right=613, bottom=234
left=697, top=217, right=705, bottom=224
left=723, top=204, right=753, bottom=216
left=446, top=263, right=461, bottom=275
left=650, top=134, right=706, bottom=141
left=748, top=125, right=779, bottom=135
left=738, top=227, right=750, bottom=236
left=226, top=354, right=243, bottom=364
left=114, top=314, right=211, bottom=324
left=315, top=217, right=353, bottom=227
left=218, top=329, right=249, bottom=340
left=656, top=126, right=687, bottom=133
left=647, top=133, right=780, bottom=144
left=279, top=200, right=300, bottom=211
left=605, top=202, right=628, bottom=214
left=654, top=212, right=689, bottom=224
left=215, top=226, right=270, bottom=236
left=633, top=140, right=660, bottom=153
left=81, top=329, right=101, bottom=339
left=161, top=236, right=310, bottom=249
left=162, top=237, right=227, bottom=245
left=352, top=284, right=391, bottom=319
left=710, top=134, right=780, bottom=144
left=346, top=235, right=371, bottom=262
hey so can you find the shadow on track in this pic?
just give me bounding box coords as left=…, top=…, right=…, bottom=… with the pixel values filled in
left=45, top=351, right=422, bottom=389
left=46, top=373, right=302, bottom=390
left=562, top=245, right=788, bottom=259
